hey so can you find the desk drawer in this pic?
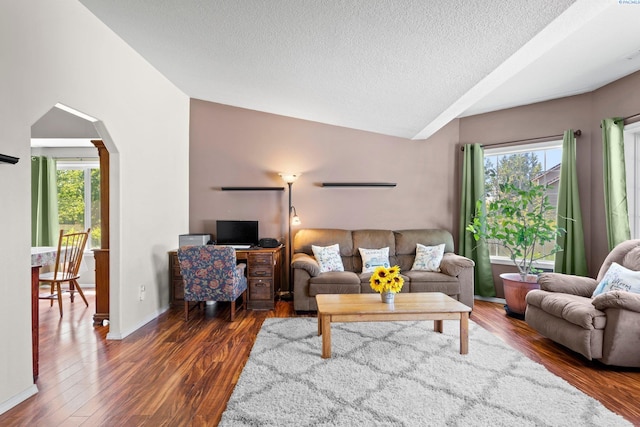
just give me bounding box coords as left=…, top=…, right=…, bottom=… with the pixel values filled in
left=248, top=253, right=272, bottom=266
left=172, top=265, right=182, bottom=278
left=249, top=265, right=273, bottom=277
left=173, top=279, right=184, bottom=300
left=249, top=278, right=273, bottom=300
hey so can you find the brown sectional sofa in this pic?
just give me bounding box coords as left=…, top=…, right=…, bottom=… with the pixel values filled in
left=291, top=228, right=475, bottom=312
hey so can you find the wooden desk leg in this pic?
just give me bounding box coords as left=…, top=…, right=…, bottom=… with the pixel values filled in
left=434, top=319, right=443, bottom=333
left=321, top=314, right=331, bottom=358
left=317, top=312, right=322, bottom=336
left=460, top=312, right=469, bottom=355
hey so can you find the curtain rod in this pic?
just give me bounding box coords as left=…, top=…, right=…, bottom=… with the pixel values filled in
left=614, top=113, right=640, bottom=125
left=460, top=129, right=581, bottom=151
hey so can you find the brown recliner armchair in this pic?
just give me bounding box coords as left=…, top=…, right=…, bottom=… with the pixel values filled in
left=525, top=239, right=640, bottom=367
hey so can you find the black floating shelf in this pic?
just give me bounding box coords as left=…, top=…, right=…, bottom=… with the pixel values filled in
left=0, top=154, right=19, bottom=164
left=221, top=186, right=285, bottom=191
left=321, top=182, right=396, bottom=187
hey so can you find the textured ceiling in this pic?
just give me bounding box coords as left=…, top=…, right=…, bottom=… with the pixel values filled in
left=78, top=0, right=640, bottom=140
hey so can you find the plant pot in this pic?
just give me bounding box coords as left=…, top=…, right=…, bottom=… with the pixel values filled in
left=500, top=273, right=539, bottom=319
left=380, top=291, right=395, bottom=304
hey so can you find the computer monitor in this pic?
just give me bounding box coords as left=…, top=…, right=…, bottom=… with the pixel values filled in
left=216, top=220, right=259, bottom=247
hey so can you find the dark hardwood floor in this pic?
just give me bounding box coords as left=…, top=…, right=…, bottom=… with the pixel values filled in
left=1, top=294, right=639, bottom=426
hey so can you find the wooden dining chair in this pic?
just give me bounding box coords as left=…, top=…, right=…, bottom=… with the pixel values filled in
left=39, top=228, right=90, bottom=317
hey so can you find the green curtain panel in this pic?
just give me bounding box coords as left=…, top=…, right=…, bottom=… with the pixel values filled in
left=31, top=156, right=59, bottom=246
left=602, top=117, right=631, bottom=251
left=554, top=130, right=588, bottom=276
left=459, top=143, right=495, bottom=297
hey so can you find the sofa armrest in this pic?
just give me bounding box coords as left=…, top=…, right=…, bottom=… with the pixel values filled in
left=439, top=253, right=475, bottom=277
left=537, top=273, right=598, bottom=297
left=592, top=291, right=640, bottom=313
left=292, top=253, right=320, bottom=277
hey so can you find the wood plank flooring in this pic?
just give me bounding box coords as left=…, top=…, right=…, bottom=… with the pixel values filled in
left=1, top=294, right=639, bottom=426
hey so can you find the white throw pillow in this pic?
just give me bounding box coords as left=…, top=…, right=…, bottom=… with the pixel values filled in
left=592, top=262, right=640, bottom=297
left=411, top=243, right=445, bottom=272
left=312, top=244, right=344, bottom=273
left=359, top=247, right=390, bottom=273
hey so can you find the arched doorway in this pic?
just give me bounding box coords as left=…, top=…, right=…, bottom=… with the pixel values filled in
left=30, top=103, right=115, bottom=378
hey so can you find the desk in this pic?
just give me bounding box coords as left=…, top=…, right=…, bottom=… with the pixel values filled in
left=169, top=246, right=284, bottom=310
left=30, top=246, right=58, bottom=381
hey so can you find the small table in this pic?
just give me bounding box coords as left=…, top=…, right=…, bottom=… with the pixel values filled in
left=316, top=293, right=471, bottom=359
left=31, top=246, right=59, bottom=381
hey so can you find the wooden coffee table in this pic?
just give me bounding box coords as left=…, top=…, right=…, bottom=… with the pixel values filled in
left=316, top=293, right=471, bottom=358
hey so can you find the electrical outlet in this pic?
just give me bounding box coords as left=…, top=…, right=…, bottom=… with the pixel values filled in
left=140, top=285, right=146, bottom=301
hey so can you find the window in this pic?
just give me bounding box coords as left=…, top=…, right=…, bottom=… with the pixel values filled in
left=483, top=140, right=563, bottom=265
left=56, top=159, right=101, bottom=249
left=624, top=121, right=640, bottom=238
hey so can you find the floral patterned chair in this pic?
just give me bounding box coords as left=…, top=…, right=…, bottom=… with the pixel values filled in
left=177, top=245, right=248, bottom=321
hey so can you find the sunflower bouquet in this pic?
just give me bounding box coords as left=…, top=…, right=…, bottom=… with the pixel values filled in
left=369, top=265, right=404, bottom=293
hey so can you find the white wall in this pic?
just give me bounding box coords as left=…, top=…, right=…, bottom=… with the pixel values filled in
left=0, top=0, right=189, bottom=413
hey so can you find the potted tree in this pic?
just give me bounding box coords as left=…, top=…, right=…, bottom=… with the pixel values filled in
left=466, top=181, right=565, bottom=318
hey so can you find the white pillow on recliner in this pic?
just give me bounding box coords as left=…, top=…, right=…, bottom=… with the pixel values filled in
left=592, top=262, right=640, bottom=297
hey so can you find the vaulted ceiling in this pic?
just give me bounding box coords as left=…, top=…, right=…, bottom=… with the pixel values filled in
left=79, top=0, right=640, bottom=140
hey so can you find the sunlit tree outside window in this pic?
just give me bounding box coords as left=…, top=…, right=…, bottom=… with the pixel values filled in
left=483, top=143, right=562, bottom=262
left=56, top=160, right=101, bottom=248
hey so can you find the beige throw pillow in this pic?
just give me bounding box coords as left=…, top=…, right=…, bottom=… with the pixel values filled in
left=312, top=244, right=344, bottom=273
left=411, top=243, right=445, bottom=272
left=359, top=247, right=390, bottom=273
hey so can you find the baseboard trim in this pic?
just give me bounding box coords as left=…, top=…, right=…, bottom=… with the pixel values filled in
left=0, top=384, right=38, bottom=416
left=106, top=305, right=170, bottom=340
left=474, top=295, right=506, bottom=304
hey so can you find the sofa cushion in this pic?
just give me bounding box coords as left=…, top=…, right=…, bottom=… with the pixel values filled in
left=592, top=262, right=640, bottom=297
left=405, top=271, right=459, bottom=295
left=537, top=273, right=598, bottom=297
left=394, top=229, right=455, bottom=255
left=411, top=243, right=445, bottom=272
left=352, top=230, right=395, bottom=272
left=527, top=290, right=606, bottom=329
left=359, top=247, right=390, bottom=273
left=309, top=272, right=361, bottom=296
left=309, top=271, right=360, bottom=285
left=409, top=279, right=459, bottom=295
left=295, top=229, right=353, bottom=256
left=622, top=246, right=640, bottom=271
left=312, top=244, right=344, bottom=273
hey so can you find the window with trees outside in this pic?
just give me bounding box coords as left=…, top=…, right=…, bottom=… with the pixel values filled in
left=483, top=141, right=563, bottom=266
left=56, top=159, right=101, bottom=249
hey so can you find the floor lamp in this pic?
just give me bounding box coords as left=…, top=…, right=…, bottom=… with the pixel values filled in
left=279, top=173, right=301, bottom=300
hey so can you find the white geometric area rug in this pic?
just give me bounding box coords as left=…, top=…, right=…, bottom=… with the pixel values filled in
left=219, top=318, right=630, bottom=427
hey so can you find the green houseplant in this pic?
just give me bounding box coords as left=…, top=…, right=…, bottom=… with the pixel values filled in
left=466, top=181, right=565, bottom=316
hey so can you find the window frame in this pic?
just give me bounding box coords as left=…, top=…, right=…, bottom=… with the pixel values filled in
left=483, top=139, right=563, bottom=270
left=56, top=158, right=100, bottom=249
left=624, top=121, right=640, bottom=239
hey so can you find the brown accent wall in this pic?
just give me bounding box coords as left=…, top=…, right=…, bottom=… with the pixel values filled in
left=190, top=98, right=462, bottom=244
left=189, top=70, right=640, bottom=296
